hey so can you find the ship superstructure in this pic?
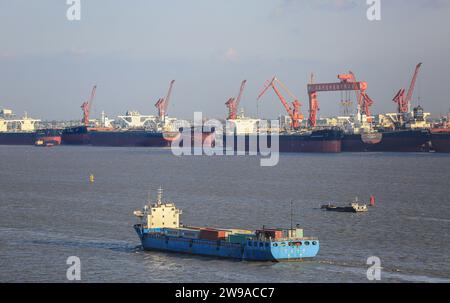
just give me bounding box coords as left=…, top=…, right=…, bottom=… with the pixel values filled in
left=0, top=109, right=41, bottom=145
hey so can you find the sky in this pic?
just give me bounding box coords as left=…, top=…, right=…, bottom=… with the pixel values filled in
left=0, top=0, right=450, bottom=121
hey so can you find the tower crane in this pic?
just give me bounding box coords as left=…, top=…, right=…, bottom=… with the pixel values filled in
left=155, top=80, right=175, bottom=122
left=393, top=63, right=422, bottom=114
left=225, top=80, right=247, bottom=120
left=257, top=77, right=303, bottom=130
left=81, top=85, right=97, bottom=127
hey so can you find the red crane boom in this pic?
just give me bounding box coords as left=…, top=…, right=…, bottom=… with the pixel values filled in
left=257, top=77, right=303, bottom=129
left=225, top=80, right=247, bottom=120
left=393, top=63, right=422, bottom=113
left=155, top=80, right=175, bottom=119
left=81, top=85, right=97, bottom=127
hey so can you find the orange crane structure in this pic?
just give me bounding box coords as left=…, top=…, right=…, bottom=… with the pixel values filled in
left=81, top=85, right=97, bottom=127
left=225, top=80, right=247, bottom=120
left=393, top=63, right=422, bottom=114
left=257, top=77, right=303, bottom=130
left=307, top=72, right=374, bottom=128
left=155, top=80, right=175, bottom=121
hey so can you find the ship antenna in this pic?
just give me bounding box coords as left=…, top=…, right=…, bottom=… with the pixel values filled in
left=147, top=187, right=152, bottom=204
left=290, top=200, right=293, bottom=231
left=157, top=186, right=163, bottom=205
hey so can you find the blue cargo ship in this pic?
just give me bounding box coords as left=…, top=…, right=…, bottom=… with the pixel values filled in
left=133, top=188, right=319, bottom=262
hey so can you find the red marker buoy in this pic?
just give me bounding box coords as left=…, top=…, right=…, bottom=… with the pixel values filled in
left=369, top=195, right=375, bottom=207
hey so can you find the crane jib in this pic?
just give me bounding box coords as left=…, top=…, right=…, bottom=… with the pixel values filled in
left=307, top=82, right=362, bottom=93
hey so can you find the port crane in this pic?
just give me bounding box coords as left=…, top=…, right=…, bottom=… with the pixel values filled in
left=257, top=77, right=303, bottom=129
left=155, top=80, right=175, bottom=122
left=225, top=80, right=247, bottom=120
left=81, top=85, right=97, bottom=127
left=393, top=63, right=422, bottom=114
left=307, top=73, right=374, bottom=128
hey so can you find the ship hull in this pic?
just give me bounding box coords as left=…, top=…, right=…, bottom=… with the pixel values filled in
left=0, top=132, right=36, bottom=145
left=61, top=126, right=90, bottom=145
left=221, top=128, right=343, bottom=153
left=342, top=129, right=431, bottom=152
left=135, top=226, right=319, bottom=262
left=89, top=130, right=171, bottom=147
left=431, top=130, right=450, bottom=153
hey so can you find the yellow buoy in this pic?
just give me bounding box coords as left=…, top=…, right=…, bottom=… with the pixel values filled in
left=89, top=174, right=95, bottom=183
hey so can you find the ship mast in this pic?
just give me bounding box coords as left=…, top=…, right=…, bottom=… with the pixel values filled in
left=157, top=186, right=163, bottom=205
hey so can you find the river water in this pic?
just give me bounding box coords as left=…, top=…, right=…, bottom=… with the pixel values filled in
left=0, top=145, right=449, bottom=282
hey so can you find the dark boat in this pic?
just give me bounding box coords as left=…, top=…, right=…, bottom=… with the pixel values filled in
left=342, top=129, right=431, bottom=152
left=35, top=128, right=62, bottom=146
left=221, top=128, right=343, bottom=153
left=430, top=128, right=450, bottom=153
left=321, top=202, right=368, bottom=213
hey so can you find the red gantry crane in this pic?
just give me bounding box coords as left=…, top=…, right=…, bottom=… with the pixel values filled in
left=307, top=72, right=374, bottom=128
left=81, top=85, right=97, bottom=127
left=257, top=77, right=304, bottom=130
left=155, top=80, right=175, bottom=121
left=393, top=63, right=422, bottom=114
left=225, top=80, right=247, bottom=120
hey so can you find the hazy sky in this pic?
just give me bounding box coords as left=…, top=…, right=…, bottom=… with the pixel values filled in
left=1, top=0, right=450, bottom=120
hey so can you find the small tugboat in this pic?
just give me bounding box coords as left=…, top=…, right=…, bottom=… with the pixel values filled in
left=35, top=128, right=62, bottom=147
left=321, top=197, right=373, bottom=213
left=133, top=187, right=320, bottom=261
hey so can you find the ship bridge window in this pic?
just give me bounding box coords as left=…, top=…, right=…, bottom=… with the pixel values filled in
left=312, top=241, right=317, bottom=245
left=259, top=242, right=264, bottom=247
left=248, top=241, right=252, bottom=246
left=273, top=243, right=278, bottom=247
left=305, top=241, right=310, bottom=245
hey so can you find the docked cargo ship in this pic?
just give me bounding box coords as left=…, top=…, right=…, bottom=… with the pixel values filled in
left=0, top=110, right=41, bottom=145
left=35, top=128, right=63, bottom=146
left=221, top=127, right=343, bottom=153
left=430, top=128, right=450, bottom=153
left=133, top=188, right=320, bottom=261
left=342, top=128, right=431, bottom=152
left=89, top=127, right=214, bottom=148
left=89, top=128, right=175, bottom=147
